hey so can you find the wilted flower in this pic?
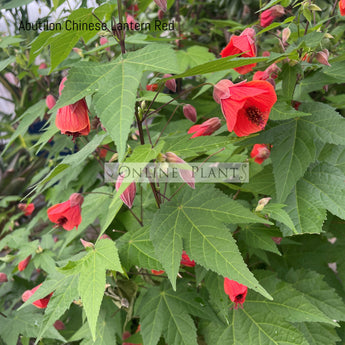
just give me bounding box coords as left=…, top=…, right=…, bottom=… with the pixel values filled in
left=187, top=117, right=221, bottom=138
left=56, top=77, right=90, bottom=139
left=260, top=5, right=285, bottom=27
left=47, top=193, right=84, bottom=231
left=22, top=284, right=53, bottom=309
left=183, top=104, right=197, bottom=122
left=18, top=255, right=32, bottom=271
left=18, top=203, right=35, bottom=216
left=116, top=174, right=137, bottom=209
left=250, top=144, right=271, bottom=164
left=163, top=74, right=177, bottom=92
left=220, top=28, right=257, bottom=74
left=180, top=251, right=196, bottom=267
left=213, top=79, right=277, bottom=137
left=224, top=278, right=248, bottom=309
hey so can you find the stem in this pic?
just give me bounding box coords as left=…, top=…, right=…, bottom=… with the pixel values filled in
left=117, top=0, right=126, bottom=55
left=154, top=104, right=180, bottom=146
left=128, top=208, right=143, bottom=226
left=325, top=0, right=338, bottom=28
left=92, top=12, right=119, bottom=42
left=142, top=83, right=165, bottom=121
left=135, top=106, right=145, bottom=145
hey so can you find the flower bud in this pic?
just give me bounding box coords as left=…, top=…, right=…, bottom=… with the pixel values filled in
left=100, top=234, right=111, bottom=240
left=158, top=9, right=165, bottom=20
left=188, top=117, right=221, bottom=138
left=126, top=13, right=138, bottom=30
left=255, top=197, right=272, bottom=212
left=18, top=255, right=32, bottom=271
left=315, top=49, right=331, bottom=67
left=272, top=237, right=282, bottom=245
left=116, top=175, right=137, bottom=208
left=282, top=27, right=291, bottom=45
left=154, top=0, right=167, bottom=12
left=100, top=37, right=110, bottom=52
left=39, top=63, right=47, bottom=70
left=213, top=79, right=233, bottom=104
left=0, top=273, right=8, bottom=283
left=80, top=238, right=94, bottom=248
left=183, top=104, right=197, bottom=122
left=46, top=94, right=56, bottom=110
left=163, top=74, right=176, bottom=92
left=54, top=320, right=65, bottom=330
left=250, top=144, right=271, bottom=164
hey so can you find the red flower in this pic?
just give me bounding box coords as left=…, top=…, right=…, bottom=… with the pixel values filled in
left=18, top=203, right=35, bottom=216
left=340, top=0, right=345, bottom=16
left=250, top=144, right=271, bottom=164
left=116, top=174, right=137, bottom=209
left=100, top=37, right=110, bottom=52
left=56, top=77, right=90, bottom=139
left=253, top=63, right=280, bottom=83
left=18, top=255, right=32, bottom=271
left=213, top=79, right=277, bottom=137
left=220, top=28, right=257, bottom=74
left=188, top=117, right=221, bottom=138
left=180, top=250, right=195, bottom=267
left=47, top=193, right=84, bottom=231
left=22, top=284, right=53, bottom=309
left=151, top=269, right=165, bottom=275
left=260, top=5, right=285, bottom=27
left=146, top=84, right=158, bottom=91
left=224, top=278, right=248, bottom=309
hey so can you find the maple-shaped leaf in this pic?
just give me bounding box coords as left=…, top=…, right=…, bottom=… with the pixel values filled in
left=52, top=44, right=179, bottom=161
left=151, top=185, right=272, bottom=299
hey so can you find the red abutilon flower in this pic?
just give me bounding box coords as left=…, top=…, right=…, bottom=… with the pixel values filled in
left=250, top=144, right=271, bottom=164
left=340, top=0, right=345, bottom=16
left=163, top=74, right=177, bottom=92
left=22, top=284, right=53, bottom=309
left=253, top=64, right=280, bottom=86
left=180, top=251, right=196, bottom=267
left=56, top=77, right=90, bottom=139
left=151, top=269, right=165, bottom=275
left=146, top=83, right=158, bottom=91
left=116, top=174, right=137, bottom=209
left=260, top=5, right=285, bottom=27
left=47, top=193, right=84, bottom=231
left=18, top=255, right=32, bottom=271
left=183, top=104, right=197, bottom=122
left=0, top=273, right=8, bottom=283
left=213, top=79, right=277, bottom=137
left=188, top=117, right=221, bottom=138
left=46, top=94, right=56, bottom=110
left=220, top=28, right=257, bottom=74
left=224, top=278, right=248, bottom=309
left=18, top=203, right=35, bottom=216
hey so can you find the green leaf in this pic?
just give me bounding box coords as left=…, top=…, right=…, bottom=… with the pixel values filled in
left=0, top=56, right=16, bottom=72
left=318, top=144, right=345, bottom=175
left=151, top=185, right=272, bottom=298
left=262, top=203, right=297, bottom=234
left=52, top=45, right=178, bottom=161
left=78, top=239, right=122, bottom=340
left=176, top=46, right=215, bottom=71
left=281, top=64, right=302, bottom=102
left=269, top=102, right=311, bottom=121
left=295, top=323, right=340, bottom=345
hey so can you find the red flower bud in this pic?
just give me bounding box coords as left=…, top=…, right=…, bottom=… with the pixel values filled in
left=22, top=284, right=53, bottom=309
left=100, top=37, right=110, bottom=52
left=46, top=94, right=56, bottom=110
left=80, top=238, right=94, bottom=248
left=54, top=320, right=65, bottom=330
left=183, top=104, right=197, bottom=122
left=272, top=237, right=282, bottom=244
left=260, top=5, right=285, bottom=27
left=116, top=175, right=137, bottom=209
left=163, top=74, right=176, bottom=92
left=224, top=278, right=248, bottom=309
left=126, top=13, right=138, bottom=30
left=0, top=273, right=8, bottom=283
left=315, top=49, right=331, bottom=67
left=250, top=144, right=271, bottom=164
left=18, top=203, right=35, bottom=216
left=18, top=255, right=32, bottom=271
left=188, top=117, right=221, bottom=138
left=100, top=234, right=112, bottom=240
left=154, top=0, right=167, bottom=12
left=146, top=83, right=158, bottom=91
left=39, top=63, right=47, bottom=70
left=158, top=9, right=165, bottom=20
left=151, top=269, right=165, bottom=275
left=180, top=251, right=195, bottom=267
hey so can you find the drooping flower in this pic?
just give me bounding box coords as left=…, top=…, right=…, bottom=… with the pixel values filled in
left=146, top=83, right=158, bottom=91
left=260, top=5, right=285, bottom=27
left=183, top=104, right=197, bottom=122
left=220, top=28, right=257, bottom=74
left=250, top=144, right=271, bottom=164
left=22, top=284, right=53, bottom=309
left=56, top=77, right=90, bottom=139
left=340, top=0, right=345, bottom=16
left=188, top=117, right=221, bottom=138
left=18, top=203, right=35, bottom=216
left=46, top=95, right=56, bottom=110
left=18, top=255, right=32, bottom=271
left=0, top=273, right=8, bottom=283
left=116, top=174, right=137, bottom=209
left=163, top=74, right=177, bottom=92
left=213, top=79, right=277, bottom=137
left=180, top=250, right=196, bottom=267
left=224, top=278, right=248, bottom=309
left=151, top=269, right=165, bottom=275
left=47, top=193, right=84, bottom=231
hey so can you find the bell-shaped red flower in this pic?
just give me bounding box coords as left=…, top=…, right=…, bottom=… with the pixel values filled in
left=56, top=77, right=90, bottom=139
left=220, top=28, right=257, bottom=74
left=18, top=255, right=32, bottom=271
left=260, top=5, right=285, bottom=27
left=213, top=79, right=277, bottom=137
left=340, top=0, right=345, bottom=16
left=180, top=250, right=195, bottom=267
left=151, top=269, right=165, bottom=275
left=224, top=278, right=248, bottom=309
left=18, top=203, right=35, bottom=216
left=250, top=144, right=271, bottom=164
left=116, top=174, right=137, bottom=209
left=188, top=117, right=221, bottom=138
left=22, top=284, right=53, bottom=309
left=47, top=193, right=84, bottom=231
